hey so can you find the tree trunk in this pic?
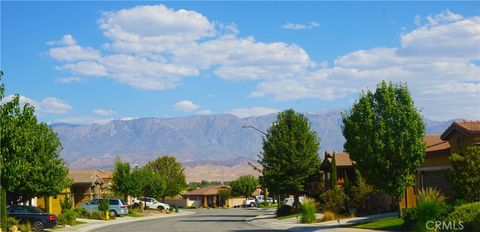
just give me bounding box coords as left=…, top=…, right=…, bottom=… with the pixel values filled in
left=293, top=194, right=300, bottom=211
left=1, top=188, right=7, bottom=232
left=45, top=196, right=51, bottom=213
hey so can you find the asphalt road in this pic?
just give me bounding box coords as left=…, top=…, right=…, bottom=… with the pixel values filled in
left=91, top=208, right=287, bottom=232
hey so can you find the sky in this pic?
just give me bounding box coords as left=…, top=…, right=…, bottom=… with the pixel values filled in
left=1, top=1, right=479, bottom=124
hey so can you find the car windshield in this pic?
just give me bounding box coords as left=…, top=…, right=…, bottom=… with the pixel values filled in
left=121, top=200, right=127, bottom=205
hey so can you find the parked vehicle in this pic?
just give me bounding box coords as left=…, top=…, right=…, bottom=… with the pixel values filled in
left=243, top=195, right=274, bottom=207
left=132, top=197, right=170, bottom=210
left=81, top=198, right=129, bottom=217
left=7, top=205, right=57, bottom=232
left=284, top=196, right=305, bottom=206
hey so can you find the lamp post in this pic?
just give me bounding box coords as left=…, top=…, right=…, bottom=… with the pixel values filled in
left=242, top=124, right=280, bottom=209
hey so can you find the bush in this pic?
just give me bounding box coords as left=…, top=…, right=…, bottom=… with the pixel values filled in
left=276, top=205, right=294, bottom=217
left=7, top=217, right=19, bottom=228
left=17, top=222, right=32, bottom=232
left=60, top=195, right=73, bottom=213
left=301, top=198, right=317, bottom=223
left=401, top=207, right=417, bottom=227
left=57, top=214, right=67, bottom=226
left=415, top=187, right=447, bottom=232
left=63, top=209, right=78, bottom=225
left=321, top=211, right=335, bottom=221
left=89, top=211, right=105, bottom=220
left=258, top=202, right=269, bottom=208
left=444, top=201, right=480, bottom=232
left=73, top=207, right=88, bottom=218
left=98, top=198, right=110, bottom=213
left=320, top=187, right=347, bottom=214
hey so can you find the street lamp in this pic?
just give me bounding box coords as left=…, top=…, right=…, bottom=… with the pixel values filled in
left=242, top=124, right=281, bottom=209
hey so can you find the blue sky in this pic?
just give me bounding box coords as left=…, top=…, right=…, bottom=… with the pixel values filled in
left=1, top=1, right=479, bottom=124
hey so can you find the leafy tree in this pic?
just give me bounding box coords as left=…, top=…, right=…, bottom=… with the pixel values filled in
left=112, top=158, right=133, bottom=201
left=259, top=109, right=321, bottom=209
left=448, top=146, right=480, bottom=202
left=146, top=156, right=187, bottom=202
left=218, top=189, right=231, bottom=207
left=330, top=153, right=337, bottom=191
left=130, top=167, right=166, bottom=204
left=230, top=175, right=257, bottom=199
left=342, top=81, right=425, bottom=210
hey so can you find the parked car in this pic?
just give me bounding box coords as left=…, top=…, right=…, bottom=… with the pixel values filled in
left=7, top=205, right=57, bottom=232
left=243, top=195, right=274, bottom=207
left=133, top=197, right=170, bottom=210
left=81, top=198, right=129, bottom=217
left=284, top=196, right=305, bottom=206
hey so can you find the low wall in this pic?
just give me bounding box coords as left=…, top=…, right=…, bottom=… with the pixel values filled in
left=227, top=197, right=244, bottom=208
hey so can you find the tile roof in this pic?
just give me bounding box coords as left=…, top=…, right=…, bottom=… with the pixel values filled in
left=424, top=134, right=450, bottom=153
left=182, top=185, right=228, bottom=196
left=320, top=152, right=354, bottom=170
left=69, top=169, right=109, bottom=184
left=441, top=120, right=480, bottom=140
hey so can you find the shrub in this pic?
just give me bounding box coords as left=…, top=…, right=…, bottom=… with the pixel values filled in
left=444, top=201, right=480, bottom=232
left=60, top=195, right=73, bottom=213
left=73, top=207, right=88, bottom=218
left=89, top=211, right=105, bottom=220
left=401, top=207, right=417, bottom=227
left=321, top=211, right=335, bottom=221
left=348, top=170, right=374, bottom=212
left=276, top=205, right=294, bottom=217
left=320, top=187, right=347, bottom=214
left=415, top=187, right=447, bottom=232
left=98, top=197, right=110, bottom=213
left=301, top=198, right=317, bottom=223
left=6, top=217, right=19, bottom=228
left=258, top=202, right=269, bottom=208
left=63, top=209, right=78, bottom=225
left=17, top=222, right=32, bottom=232
left=57, top=214, right=66, bottom=226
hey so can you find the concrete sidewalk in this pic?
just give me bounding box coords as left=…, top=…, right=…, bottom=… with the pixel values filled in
left=246, top=212, right=398, bottom=232
left=54, top=210, right=195, bottom=232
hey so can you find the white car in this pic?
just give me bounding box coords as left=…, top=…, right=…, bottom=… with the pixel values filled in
left=284, top=196, right=305, bottom=206
left=133, top=197, right=170, bottom=210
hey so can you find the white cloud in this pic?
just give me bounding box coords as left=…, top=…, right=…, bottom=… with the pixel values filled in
left=93, top=108, right=117, bottom=116
left=282, top=21, right=320, bottom=30
left=227, top=107, right=279, bottom=118
left=173, top=100, right=199, bottom=112
left=56, top=76, right=83, bottom=83
left=60, top=61, right=108, bottom=76
left=1, top=95, right=72, bottom=115
left=48, top=44, right=102, bottom=62
left=197, top=109, right=212, bottom=115
left=47, top=34, right=77, bottom=46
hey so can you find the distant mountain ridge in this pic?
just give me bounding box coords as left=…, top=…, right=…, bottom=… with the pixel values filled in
left=51, top=110, right=454, bottom=174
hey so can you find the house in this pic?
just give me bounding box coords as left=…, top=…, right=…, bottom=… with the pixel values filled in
left=181, top=185, right=230, bottom=208
left=320, top=151, right=355, bottom=189
left=401, top=120, right=480, bottom=209
left=37, top=169, right=112, bottom=214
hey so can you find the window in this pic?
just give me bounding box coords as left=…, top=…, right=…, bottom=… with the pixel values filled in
left=88, top=199, right=100, bottom=205
left=109, top=199, right=119, bottom=205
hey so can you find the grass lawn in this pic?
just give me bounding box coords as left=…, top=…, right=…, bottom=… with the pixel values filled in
left=351, top=217, right=410, bottom=231
left=277, top=213, right=301, bottom=220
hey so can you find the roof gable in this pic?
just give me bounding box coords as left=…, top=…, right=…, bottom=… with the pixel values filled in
left=441, top=120, right=480, bottom=140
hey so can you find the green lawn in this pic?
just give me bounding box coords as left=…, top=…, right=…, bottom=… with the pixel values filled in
left=351, top=217, right=410, bottom=231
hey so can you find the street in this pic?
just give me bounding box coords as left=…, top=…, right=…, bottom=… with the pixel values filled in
left=91, top=208, right=287, bottom=232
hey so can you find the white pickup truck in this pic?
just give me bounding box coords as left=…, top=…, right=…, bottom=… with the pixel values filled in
left=132, top=197, right=170, bottom=210
left=243, top=195, right=274, bottom=207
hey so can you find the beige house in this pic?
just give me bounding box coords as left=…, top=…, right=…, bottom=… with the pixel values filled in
left=69, top=169, right=112, bottom=207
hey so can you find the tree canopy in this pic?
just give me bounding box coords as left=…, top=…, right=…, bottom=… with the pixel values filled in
left=145, top=156, right=187, bottom=201
left=448, top=146, right=480, bottom=202
left=259, top=109, right=321, bottom=207
left=130, top=167, right=166, bottom=201
left=230, top=175, right=258, bottom=199
left=342, top=81, right=425, bottom=203
left=112, top=158, right=134, bottom=201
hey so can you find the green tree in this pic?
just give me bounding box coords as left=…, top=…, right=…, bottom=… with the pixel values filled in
left=218, top=189, right=231, bottom=207
left=0, top=70, right=5, bottom=231
left=230, top=175, right=257, bottom=199
left=130, top=167, right=166, bottom=205
left=146, top=156, right=187, bottom=202
left=330, top=152, right=337, bottom=191
left=448, top=146, right=480, bottom=202
left=259, top=109, right=321, bottom=209
left=342, top=81, right=425, bottom=210
left=112, top=158, right=133, bottom=201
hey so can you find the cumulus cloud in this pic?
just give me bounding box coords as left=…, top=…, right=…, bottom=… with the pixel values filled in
left=173, top=100, right=199, bottom=112
left=282, top=21, right=320, bottom=30
left=1, top=95, right=72, bottom=115
left=93, top=108, right=117, bottom=116
left=227, top=107, right=279, bottom=118
left=56, top=76, right=83, bottom=83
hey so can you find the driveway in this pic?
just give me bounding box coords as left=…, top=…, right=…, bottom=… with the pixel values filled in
left=91, top=208, right=286, bottom=232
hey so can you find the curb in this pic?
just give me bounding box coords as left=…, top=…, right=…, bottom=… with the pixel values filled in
left=55, top=210, right=195, bottom=232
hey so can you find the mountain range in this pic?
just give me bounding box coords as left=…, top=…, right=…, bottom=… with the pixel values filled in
left=51, top=110, right=454, bottom=181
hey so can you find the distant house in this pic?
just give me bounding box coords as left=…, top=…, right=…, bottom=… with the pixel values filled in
left=320, top=151, right=355, bottom=189
left=181, top=185, right=231, bottom=208
left=401, top=120, right=480, bottom=209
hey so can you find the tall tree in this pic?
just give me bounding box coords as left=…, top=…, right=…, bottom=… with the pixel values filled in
left=0, top=70, right=6, bottom=231
left=259, top=109, right=321, bottom=209
left=146, top=156, right=187, bottom=202
left=448, top=146, right=480, bottom=202
left=112, top=158, right=133, bottom=201
left=342, top=81, right=425, bottom=210
left=230, top=175, right=258, bottom=199
left=330, top=152, right=337, bottom=191
left=130, top=167, right=166, bottom=203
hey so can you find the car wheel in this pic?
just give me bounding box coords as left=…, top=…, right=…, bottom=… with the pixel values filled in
left=157, top=205, right=165, bottom=210
left=109, top=210, right=117, bottom=217
left=250, top=202, right=255, bottom=207
left=32, top=220, right=44, bottom=232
